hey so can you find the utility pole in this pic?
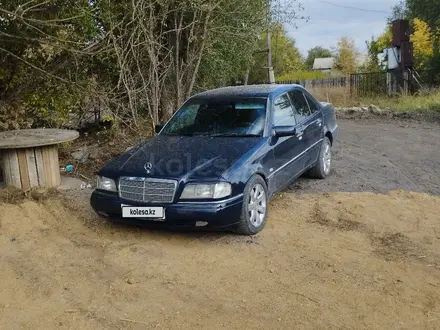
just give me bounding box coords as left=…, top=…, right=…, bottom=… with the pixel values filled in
left=267, top=30, right=275, bottom=84
left=390, top=19, right=414, bottom=94
left=265, top=0, right=275, bottom=84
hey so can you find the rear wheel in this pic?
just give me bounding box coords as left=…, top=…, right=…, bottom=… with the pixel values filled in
left=309, top=137, right=332, bottom=179
left=236, top=175, right=268, bottom=235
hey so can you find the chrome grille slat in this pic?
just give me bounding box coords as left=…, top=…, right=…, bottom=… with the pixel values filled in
left=118, top=177, right=177, bottom=204
left=121, top=187, right=143, bottom=194
left=120, top=185, right=174, bottom=191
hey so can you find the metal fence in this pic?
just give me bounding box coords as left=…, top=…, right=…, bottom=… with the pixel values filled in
left=349, top=70, right=440, bottom=96
left=349, top=72, right=388, bottom=97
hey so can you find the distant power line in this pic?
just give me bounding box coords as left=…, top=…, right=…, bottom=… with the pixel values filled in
left=318, top=1, right=392, bottom=14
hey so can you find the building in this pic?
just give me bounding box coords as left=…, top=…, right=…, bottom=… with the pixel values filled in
left=312, top=57, right=335, bottom=73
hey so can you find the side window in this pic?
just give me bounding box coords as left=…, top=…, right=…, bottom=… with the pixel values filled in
left=303, top=92, right=319, bottom=113
left=288, top=90, right=311, bottom=122
left=273, top=94, right=296, bottom=126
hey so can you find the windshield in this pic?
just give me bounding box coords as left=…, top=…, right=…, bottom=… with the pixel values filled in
left=161, top=97, right=267, bottom=137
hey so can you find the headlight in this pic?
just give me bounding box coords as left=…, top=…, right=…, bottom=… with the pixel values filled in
left=96, top=176, right=117, bottom=192
left=180, top=182, right=232, bottom=200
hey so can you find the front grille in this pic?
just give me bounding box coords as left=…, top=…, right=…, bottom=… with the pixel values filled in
left=118, top=177, right=177, bottom=204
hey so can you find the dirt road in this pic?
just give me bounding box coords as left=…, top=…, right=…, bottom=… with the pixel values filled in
left=1, top=119, right=440, bottom=330
left=293, top=119, right=440, bottom=195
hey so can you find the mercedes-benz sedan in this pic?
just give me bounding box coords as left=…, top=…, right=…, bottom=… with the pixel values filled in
left=91, top=84, right=339, bottom=235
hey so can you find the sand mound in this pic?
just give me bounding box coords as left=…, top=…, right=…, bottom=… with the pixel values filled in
left=1, top=191, right=440, bottom=329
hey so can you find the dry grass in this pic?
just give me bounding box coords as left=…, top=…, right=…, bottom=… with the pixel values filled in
left=309, top=86, right=440, bottom=112
left=309, top=86, right=356, bottom=107
left=0, top=186, right=58, bottom=204
left=361, top=89, right=440, bottom=112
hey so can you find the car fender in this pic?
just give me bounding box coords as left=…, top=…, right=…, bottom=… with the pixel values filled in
left=221, top=139, right=274, bottom=197
left=319, top=103, right=338, bottom=143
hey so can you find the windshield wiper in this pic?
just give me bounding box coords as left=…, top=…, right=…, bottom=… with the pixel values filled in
left=164, top=132, right=261, bottom=137
left=162, top=133, right=194, bottom=136
left=210, top=133, right=261, bottom=137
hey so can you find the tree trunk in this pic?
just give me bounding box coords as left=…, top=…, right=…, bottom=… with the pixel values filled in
left=244, top=67, right=250, bottom=85
left=174, top=11, right=184, bottom=109
left=186, top=11, right=211, bottom=99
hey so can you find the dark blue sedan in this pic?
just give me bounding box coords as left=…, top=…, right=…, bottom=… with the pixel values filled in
left=91, top=84, right=339, bottom=235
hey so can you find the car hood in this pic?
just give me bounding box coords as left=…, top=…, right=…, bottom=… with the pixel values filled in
left=101, top=135, right=261, bottom=180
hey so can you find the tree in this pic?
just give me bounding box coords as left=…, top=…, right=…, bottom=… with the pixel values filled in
left=406, top=0, right=440, bottom=75
left=365, top=1, right=440, bottom=76
left=0, top=0, right=271, bottom=127
left=0, top=0, right=100, bottom=129
left=411, top=18, right=434, bottom=69
left=102, top=0, right=271, bottom=124
left=406, top=0, right=440, bottom=27
left=0, top=0, right=306, bottom=130
left=388, top=1, right=408, bottom=22
left=364, top=26, right=392, bottom=72
left=333, top=37, right=358, bottom=74
left=304, top=46, right=332, bottom=70
left=271, top=25, right=304, bottom=78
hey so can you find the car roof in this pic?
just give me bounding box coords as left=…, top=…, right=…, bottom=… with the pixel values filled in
left=191, top=84, right=302, bottom=99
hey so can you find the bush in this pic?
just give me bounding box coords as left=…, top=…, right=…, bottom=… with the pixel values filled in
left=0, top=101, right=33, bottom=131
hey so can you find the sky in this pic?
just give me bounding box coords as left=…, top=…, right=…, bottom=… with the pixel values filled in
left=287, top=0, right=397, bottom=56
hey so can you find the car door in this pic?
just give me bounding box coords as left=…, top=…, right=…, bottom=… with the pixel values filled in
left=271, top=93, right=305, bottom=192
left=288, top=89, right=324, bottom=169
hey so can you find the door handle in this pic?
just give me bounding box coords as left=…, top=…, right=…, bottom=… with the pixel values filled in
left=316, top=119, right=322, bottom=127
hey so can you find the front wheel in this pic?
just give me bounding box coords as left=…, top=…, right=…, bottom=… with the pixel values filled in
left=236, top=175, right=268, bottom=235
left=309, top=137, right=332, bottom=179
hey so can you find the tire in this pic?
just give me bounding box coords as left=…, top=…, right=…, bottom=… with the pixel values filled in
left=309, top=137, right=332, bottom=179
left=236, top=175, right=269, bottom=235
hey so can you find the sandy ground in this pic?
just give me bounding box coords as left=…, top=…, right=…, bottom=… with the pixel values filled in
left=1, top=119, right=440, bottom=329
left=1, top=192, right=440, bottom=330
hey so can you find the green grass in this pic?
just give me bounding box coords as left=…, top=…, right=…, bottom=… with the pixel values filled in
left=359, top=89, right=440, bottom=112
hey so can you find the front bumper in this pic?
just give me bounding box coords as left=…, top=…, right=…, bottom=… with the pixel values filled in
left=90, top=190, right=244, bottom=230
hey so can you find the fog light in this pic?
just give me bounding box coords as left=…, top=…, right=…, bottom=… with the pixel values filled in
left=195, top=221, right=208, bottom=227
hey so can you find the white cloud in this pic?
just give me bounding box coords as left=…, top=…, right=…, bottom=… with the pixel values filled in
left=285, top=0, right=397, bottom=55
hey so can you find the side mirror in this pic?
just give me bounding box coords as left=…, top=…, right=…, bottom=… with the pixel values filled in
left=273, top=126, right=296, bottom=137
left=155, top=124, right=164, bottom=134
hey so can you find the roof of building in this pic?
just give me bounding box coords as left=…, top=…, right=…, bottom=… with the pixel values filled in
left=312, top=57, right=335, bottom=70
left=192, top=84, right=302, bottom=99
